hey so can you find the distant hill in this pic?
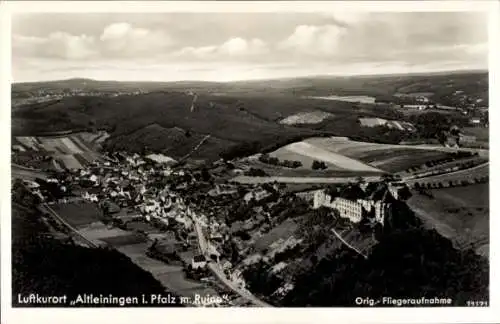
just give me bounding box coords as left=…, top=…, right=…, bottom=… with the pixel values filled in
left=11, top=91, right=327, bottom=161
left=12, top=70, right=488, bottom=100
left=12, top=70, right=488, bottom=161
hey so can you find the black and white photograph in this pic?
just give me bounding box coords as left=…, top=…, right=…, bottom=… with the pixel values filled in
left=1, top=1, right=499, bottom=323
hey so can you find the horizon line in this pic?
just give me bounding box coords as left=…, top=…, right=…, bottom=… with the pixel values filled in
left=12, top=67, right=488, bottom=85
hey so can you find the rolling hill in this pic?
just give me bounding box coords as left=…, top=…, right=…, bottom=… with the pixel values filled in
left=12, top=70, right=488, bottom=162
left=12, top=91, right=327, bottom=162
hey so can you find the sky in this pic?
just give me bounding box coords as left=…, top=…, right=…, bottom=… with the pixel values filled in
left=11, top=12, right=488, bottom=82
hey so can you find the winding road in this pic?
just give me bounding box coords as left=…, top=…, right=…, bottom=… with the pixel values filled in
left=190, top=212, right=272, bottom=307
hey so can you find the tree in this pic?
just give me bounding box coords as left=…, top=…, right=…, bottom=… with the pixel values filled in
left=381, top=174, right=395, bottom=183
left=268, top=157, right=279, bottom=165
left=259, top=153, right=270, bottom=163
left=312, top=160, right=322, bottom=170
left=201, top=168, right=211, bottom=182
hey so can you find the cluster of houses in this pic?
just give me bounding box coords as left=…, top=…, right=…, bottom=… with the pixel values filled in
left=72, top=152, right=266, bottom=283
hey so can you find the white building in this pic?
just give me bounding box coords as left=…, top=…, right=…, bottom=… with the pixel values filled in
left=89, top=174, right=99, bottom=185
left=82, top=192, right=98, bottom=203
left=388, top=182, right=408, bottom=200
left=313, top=190, right=389, bottom=225
left=357, top=199, right=388, bottom=224
left=313, top=190, right=363, bottom=223
left=244, top=189, right=270, bottom=203
left=191, top=255, right=207, bottom=269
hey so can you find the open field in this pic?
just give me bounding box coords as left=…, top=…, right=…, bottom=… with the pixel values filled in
left=306, top=95, right=376, bottom=104
left=118, top=243, right=219, bottom=300
left=360, top=150, right=454, bottom=172
left=271, top=141, right=381, bottom=172
left=302, top=137, right=456, bottom=173
left=47, top=201, right=221, bottom=302
left=51, top=202, right=103, bottom=228
left=77, top=223, right=136, bottom=244
left=78, top=131, right=111, bottom=145
left=402, top=156, right=488, bottom=176
left=14, top=133, right=101, bottom=170
left=254, top=219, right=299, bottom=252
left=235, top=159, right=383, bottom=178
left=408, top=183, right=489, bottom=257
left=462, top=127, right=488, bottom=141
left=461, top=127, right=489, bottom=149
left=358, top=117, right=389, bottom=127
left=406, top=162, right=489, bottom=185
left=359, top=118, right=416, bottom=132
left=279, top=111, right=334, bottom=125
left=99, top=232, right=148, bottom=247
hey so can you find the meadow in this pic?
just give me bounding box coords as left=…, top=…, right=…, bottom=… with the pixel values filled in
left=407, top=183, right=489, bottom=257
left=51, top=202, right=103, bottom=229
left=14, top=133, right=101, bottom=170
left=270, top=141, right=381, bottom=172
left=303, top=137, right=453, bottom=173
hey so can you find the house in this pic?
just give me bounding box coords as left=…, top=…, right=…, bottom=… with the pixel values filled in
left=459, top=134, right=477, bottom=144
left=191, top=255, right=207, bottom=269
left=82, top=191, right=98, bottom=203
left=207, top=243, right=221, bottom=262
left=244, top=189, right=270, bottom=203
left=221, top=260, right=232, bottom=270
left=445, top=135, right=459, bottom=148
left=470, top=117, right=482, bottom=126
left=209, top=184, right=238, bottom=197
left=22, top=180, right=40, bottom=190
left=89, top=174, right=99, bottom=185
left=209, top=232, right=224, bottom=242
left=416, top=96, right=429, bottom=103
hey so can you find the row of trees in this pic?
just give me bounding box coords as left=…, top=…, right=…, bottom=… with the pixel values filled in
left=412, top=159, right=486, bottom=180
left=405, top=151, right=477, bottom=173
left=245, top=167, right=269, bottom=177
left=413, top=176, right=488, bottom=190
left=259, top=153, right=303, bottom=169
left=311, top=160, right=328, bottom=170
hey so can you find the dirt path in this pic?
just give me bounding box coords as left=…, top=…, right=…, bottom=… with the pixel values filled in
left=331, top=228, right=368, bottom=259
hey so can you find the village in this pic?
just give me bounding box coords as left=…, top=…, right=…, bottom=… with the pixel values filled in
left=14, top=147, right=415, bottom=306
